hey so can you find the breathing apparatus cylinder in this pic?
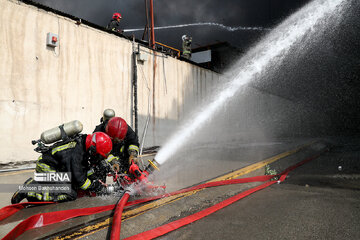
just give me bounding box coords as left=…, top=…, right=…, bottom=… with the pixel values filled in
left=103, top=109, right=115, bottom=121
left=40, top=120, right=83, bottom=144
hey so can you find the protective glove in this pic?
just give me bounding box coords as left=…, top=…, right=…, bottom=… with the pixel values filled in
left=109, top=159, right=120, bottom=173
left=129, top=154, right=138, bottom=166
left=112, top=162, right=120, bottom=173
left=106, top=155, right=121, bottom=173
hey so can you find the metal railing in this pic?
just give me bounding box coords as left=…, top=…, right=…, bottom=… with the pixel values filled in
left=155, top=42, right=181, bottom=58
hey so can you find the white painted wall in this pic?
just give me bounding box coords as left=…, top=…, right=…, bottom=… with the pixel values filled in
left=0, top=0, right=329, bottom=164
left=0, top=0, right=219, bottom=163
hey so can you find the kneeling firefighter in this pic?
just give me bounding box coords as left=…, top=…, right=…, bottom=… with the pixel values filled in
left=92, top=109, right=122, bottom=174
left=11, top=123, right=113, bottom=204
left=93, top=111, right=161, bottom=187
left=105, top=117, right=139, bottom=171
left=104, top=117, right=160, bottom=186
left=93, top=114, right=140, bottom=174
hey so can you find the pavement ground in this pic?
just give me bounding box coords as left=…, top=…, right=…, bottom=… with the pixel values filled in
left=0, top=137, right=359, bottom=239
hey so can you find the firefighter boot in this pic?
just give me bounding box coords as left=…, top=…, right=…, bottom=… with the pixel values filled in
left=11, top=178, right=34, bottom=204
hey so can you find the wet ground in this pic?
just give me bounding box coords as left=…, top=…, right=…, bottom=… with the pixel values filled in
left=157, top=138, right=360, bottom=240
left=0, top=137, right=359, bottom=239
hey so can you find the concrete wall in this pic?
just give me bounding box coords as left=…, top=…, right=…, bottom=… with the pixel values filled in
left=0, top=0, right=219, bottom=163
left=0, top=0, right=329, bottom=165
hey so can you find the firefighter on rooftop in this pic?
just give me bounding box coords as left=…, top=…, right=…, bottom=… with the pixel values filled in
left=106, top=12, right=123, bottom=33
left=182, top=35, right=192, bottom=59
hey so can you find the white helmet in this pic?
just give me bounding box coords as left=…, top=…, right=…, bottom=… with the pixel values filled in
left=103, top=109, right=115, bottom=121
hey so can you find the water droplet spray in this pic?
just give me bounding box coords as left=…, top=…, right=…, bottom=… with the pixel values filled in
left=154, top=0, right=347, bottom=166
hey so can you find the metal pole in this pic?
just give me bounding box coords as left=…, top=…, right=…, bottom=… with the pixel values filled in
left=149, top=0, right=155, bottom=49
left=132, top=37, right=138, bottom=135
left=142, top=0, right=149, bottom=41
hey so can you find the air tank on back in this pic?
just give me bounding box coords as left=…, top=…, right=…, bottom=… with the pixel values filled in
left=40, top=120, right=83, bottom=144
left=103, top=109, right=115, bottom=121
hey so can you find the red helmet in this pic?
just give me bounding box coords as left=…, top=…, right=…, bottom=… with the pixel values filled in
left=85, top=132, right=112, bottom=158
left=105, top=117, right=128, bottom=141
left=112, top=13, right=122, bottom=20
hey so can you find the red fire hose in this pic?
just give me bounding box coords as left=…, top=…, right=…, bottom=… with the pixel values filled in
left=0, top=150, right=326, bottom=240
left=124, top=181, right=277, bottom=240
left=0, top=175, right=274, bottom=240
left=123, top=152, right=324, bottom=240
left=1, top=204, right=118, bottom=240
left=110, top=192, right=130, bottom=240
left=0, top=202, right=54, bottom=221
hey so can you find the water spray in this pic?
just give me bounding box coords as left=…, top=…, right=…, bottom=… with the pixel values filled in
left=154, top=0, right=347, bottom=165
left=124, top=22, right=270, bottom=33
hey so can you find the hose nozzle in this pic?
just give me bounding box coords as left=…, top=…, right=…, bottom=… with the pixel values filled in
left=145, top=159, right=160, bottom=174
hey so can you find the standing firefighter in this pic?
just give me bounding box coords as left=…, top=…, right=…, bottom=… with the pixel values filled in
left=182, top=35, right=192, bottom=59
left=106, top=12, right=123, bottom=33
left=11, top=132, right=113, bottom=204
